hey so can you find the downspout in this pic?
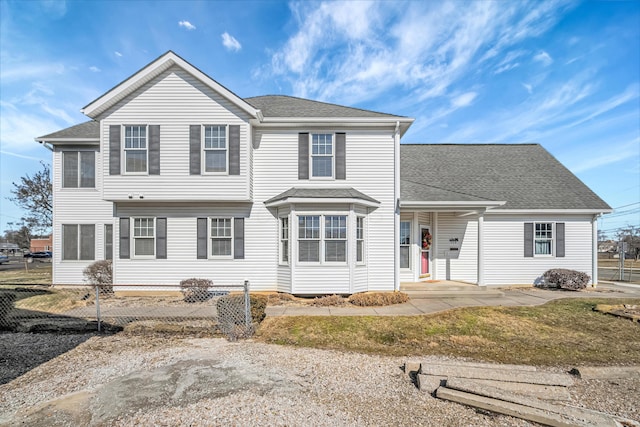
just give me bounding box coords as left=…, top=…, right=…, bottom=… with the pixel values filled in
left=394, top=121, right=400, bottom=291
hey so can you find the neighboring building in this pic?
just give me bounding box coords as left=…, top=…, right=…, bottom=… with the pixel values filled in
left=30, top=235, right=53, bottom=252
left=0, top=242, right=21, bottom=254
left=36, top=51, right=611, bottom=292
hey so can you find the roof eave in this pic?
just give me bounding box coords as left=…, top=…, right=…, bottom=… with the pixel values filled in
left=400, top=200, right=506, bottom=210
left=34, top=137, right=100, bottom=145
left=265, top=197, right=380, bottom=208
left=488, top=209, right=613, bottom=215
left=255, top=117, right=414, bottom=136
left=81, top=51, right=259, bottom=119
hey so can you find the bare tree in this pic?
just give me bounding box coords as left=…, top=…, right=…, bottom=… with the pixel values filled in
left=2, top=224, right=32, bottom=250
left=616, top=225, right=640, bottom=261
left=9, top=162, right=52, bottom=234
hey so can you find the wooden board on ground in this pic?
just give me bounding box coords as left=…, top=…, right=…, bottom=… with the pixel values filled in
left=420, top=364, right=573, bottom=386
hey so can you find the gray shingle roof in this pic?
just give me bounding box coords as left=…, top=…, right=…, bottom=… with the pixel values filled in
left=401, top=144, right=611, bottom=210
left=245, top=95, right=405, bottom=119
left=265, top=187, right=379, bottom=205
left=36, top=120, right=99, bottom=141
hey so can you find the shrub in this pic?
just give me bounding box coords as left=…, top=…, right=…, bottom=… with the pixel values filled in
left=216, top=294, right=268, bottom=340
left=180, top=278, right=213, bottom=303
left=348, top=291, right=410, bottom=307
left=83, top=260, right=113, bottom=295
left=311, top=294, right=347, bottom=306
left=542, top=269, right=590, bottom=291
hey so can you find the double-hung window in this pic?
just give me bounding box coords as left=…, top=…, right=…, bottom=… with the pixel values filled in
left=311, top=133, right=333, bottom=178
left=63, top=151, right=95, bottom=188
left=62, top=224, right=95, bottom=260
left=210, top=218, right=232, bottom=257
left=280, top=217, right=289, bottom=264
left=203, top=125, right=227, bottom=173
left=400, top=221, right=411, bottom=268
left=124, top=125, right=147, bottom=173
left=325, top=216, right=347, bottom=262
left=133, top=218, right=155, bottom=257
left=356, top=217, right=365, bottom=263
left=534, top=223, right=553, bottom=255
left=298, top=216, right=321, bottom=262
left=104, top=224, right=113, bottom=260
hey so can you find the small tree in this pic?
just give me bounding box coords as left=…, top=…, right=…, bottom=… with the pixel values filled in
left=9, top=162, right=53, bottom=235
left=616, top=225, right=640, bottom=260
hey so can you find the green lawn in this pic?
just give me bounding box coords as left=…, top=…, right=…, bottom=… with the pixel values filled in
left=256, top=298, right=640, bottom=366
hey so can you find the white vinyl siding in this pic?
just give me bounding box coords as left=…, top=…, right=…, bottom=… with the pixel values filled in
left=203, top=125, right=227, bottom=173
left=133, top=217, right=155, bottom=257
left=63, top=151, right=95, bottom=188
left=434, top=213, right=478, bottom=283
left=124, top=125, right=147, bottom=173
left=483, top=215, right=594, bottom=286
left=101, top=65, right=251, bottom=202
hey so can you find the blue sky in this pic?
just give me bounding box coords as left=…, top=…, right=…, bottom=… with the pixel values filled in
left=1, top=0, right=638, bottom=238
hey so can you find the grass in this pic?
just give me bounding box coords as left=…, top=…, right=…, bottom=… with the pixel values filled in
left=256, top=298, right=640, bottom=366
left=0, top=264, right=52, bottom=285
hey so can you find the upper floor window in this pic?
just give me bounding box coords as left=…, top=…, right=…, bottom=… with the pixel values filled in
left=311, top=133, right=333, bottom=178
left=203, top=125, right=227, bottom=173
left=124, top=125, right=147, bottom=173
left=534, top=223, right=553, bottom=255
left=63, top=151, right=95, bottom=188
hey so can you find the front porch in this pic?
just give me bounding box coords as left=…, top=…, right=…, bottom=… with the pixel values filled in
left=400, top=280, right=504, bottom=298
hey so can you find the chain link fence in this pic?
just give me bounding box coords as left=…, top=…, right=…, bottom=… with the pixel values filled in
left=0, top=281, right=258, bottom=340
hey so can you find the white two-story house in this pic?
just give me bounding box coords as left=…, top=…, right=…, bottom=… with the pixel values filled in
left=36, top=51, right=611, bottom=293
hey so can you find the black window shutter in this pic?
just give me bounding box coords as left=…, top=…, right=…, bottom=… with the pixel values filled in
left=190, top=125, right=201, bottom=175
left=234, top=218, right=244, bottom=259
left=524, top=223, right=533, bottom=257
left=229, top=125, right=240, bottom=175
left=148, top=125, right=161, bottom=175
left=119, top=217, right=130, bottom=259
left=556, top=223, right=565, bottom=258
left=109, top=125, right=121, bottom=175
left=156, top=217, right=167, bottom=259
left=197, top=218, right=207, bottom=259
left=298, top=133, right=309, bottom=180
left=335, top=132, right=346, bottom=180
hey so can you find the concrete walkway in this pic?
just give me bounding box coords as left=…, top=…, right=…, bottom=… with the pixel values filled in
left=264, top=282, right=640, bottom=317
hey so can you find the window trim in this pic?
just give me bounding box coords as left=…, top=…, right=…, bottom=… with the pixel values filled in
left=62, top=150, right=96, bottom=189
left=356, top=216, right=365, bottom=265
left=534, top=222, right=554, bottom=257
left=279, top=216, right=289, bottom=265
left=123, top=125, right=149, bottom=175
left=399, top=220, right=411, bottom=269
left=208, top=217, right=233, bottom=259
left=310, top=133, right=335, bottom=179
left=202, top=124, right=229, bottom=175
left=132, top=217, right=155, bottom=259
left=297, top=214, right=348, bottom=264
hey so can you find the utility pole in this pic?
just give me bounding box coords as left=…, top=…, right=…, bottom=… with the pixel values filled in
left=618, top=241, right=627, bottom=281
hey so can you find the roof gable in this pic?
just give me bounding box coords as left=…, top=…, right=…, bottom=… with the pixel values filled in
left=400, top=144, right=611, bottom=211
left=82, top=51, right=259, bottom=119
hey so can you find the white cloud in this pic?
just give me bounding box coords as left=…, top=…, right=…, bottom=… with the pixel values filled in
left=221, top=32, right=242, bottom=52
left=0, top=62, right=65, bottom=82
left=570, top=137, right=639, bottom=173
left=533, top=50, right=553, bottom=66
left=89, top=66, right=101, bottom=72
left=114, top=51, right=122, bottom=57
left=522, top=83, right=533, bottom=94
left=178, top=20, right=196, bottom=31
left=0, top=150, right=46, bottom=162
left=451, top=92, right=477, bottom=108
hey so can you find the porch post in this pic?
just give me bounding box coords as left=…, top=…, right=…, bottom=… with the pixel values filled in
left=477, top=212, right=485, bottom=286
left=592, top=215, right=598, bottom=286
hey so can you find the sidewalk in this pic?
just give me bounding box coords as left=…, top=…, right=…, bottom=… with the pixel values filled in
left=264, top=282, right=640, bottom=317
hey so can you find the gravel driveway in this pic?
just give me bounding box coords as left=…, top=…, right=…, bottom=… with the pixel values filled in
left=1, top=332, right=638, bottom=426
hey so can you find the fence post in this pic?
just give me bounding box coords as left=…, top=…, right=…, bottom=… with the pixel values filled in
left=95, top=286, right=101, bottom=332
left=244, top=280, right=250, bottom=328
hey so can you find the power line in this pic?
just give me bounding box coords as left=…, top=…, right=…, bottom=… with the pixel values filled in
left=612, top=202, right=640, bottom=210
